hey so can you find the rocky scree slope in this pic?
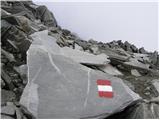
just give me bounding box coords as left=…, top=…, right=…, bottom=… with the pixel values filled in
left=1, top=1, right=159, bottom=119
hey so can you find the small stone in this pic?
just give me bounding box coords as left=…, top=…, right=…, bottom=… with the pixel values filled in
left=1, top=104, right=15, bottom=115
left=144, top=92, right=150, bottom=95
left=152, top=79, right=159, bottom=93
left=1, top=90, right=16, bottom=104
left=1, top=114, right=14, bottom=119
left=74, top=43, right=83, bottom=51
left=15, top=107, right=23, bottom=119
left=1, top=79, right=6, bottom=88
left=131, top=69, right=141, bottom=77
left=139, top=47, right=147, bottom=54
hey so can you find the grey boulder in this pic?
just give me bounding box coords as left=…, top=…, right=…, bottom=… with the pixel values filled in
left=20, top=31, right=141, bottom=118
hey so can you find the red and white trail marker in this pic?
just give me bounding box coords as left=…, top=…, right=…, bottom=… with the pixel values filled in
left=97, top=79, right=113, bottom=98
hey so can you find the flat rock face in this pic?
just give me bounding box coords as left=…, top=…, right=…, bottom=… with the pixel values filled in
left=20, top=31, right=141, bottom=118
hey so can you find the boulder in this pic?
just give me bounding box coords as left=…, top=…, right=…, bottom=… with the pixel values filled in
left=20, top=31, right=141, bottom=118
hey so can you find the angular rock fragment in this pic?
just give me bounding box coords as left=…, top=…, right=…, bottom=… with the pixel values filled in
left=1, top=68, right=15, bottom=90
left=20, top=31, right=141, bottom=118
left=131, top=69, right=141, bottom=77
left=1, top=90, right=16, bottom=104
left=139, top=47, right=147, bottom=54
left=1, top=104, right=16, bottom=116
left=126, top=102, right=159, bottom=119
left=123, top=58, right=150, bottom=71
left=1, top=79, right=6, bottom=89
left=130, top=45, right=138, bottom=53
left=74, top=43, right=83, bottom=51
left=0, top=114, right=14, bottom=119
left=99, top=64, right=123, bottom=76
left=124, top=41, right=132, bottom=52
left=1, top=48, right=16, bottom=62
left=152, top=79, right=159, bottom=93
left=36, top=5, right=57, bottom=27
left=89, top=45, right=100, bottom=55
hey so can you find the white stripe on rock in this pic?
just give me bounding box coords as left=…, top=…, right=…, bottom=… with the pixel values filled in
left=98, top=85, right=113, bottom=92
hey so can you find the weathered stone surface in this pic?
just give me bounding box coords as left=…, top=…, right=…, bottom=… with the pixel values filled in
left=20, top=31, right=141, bottom=118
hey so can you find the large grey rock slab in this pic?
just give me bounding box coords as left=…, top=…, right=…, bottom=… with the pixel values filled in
left=20, top=31, right=141, bottom=118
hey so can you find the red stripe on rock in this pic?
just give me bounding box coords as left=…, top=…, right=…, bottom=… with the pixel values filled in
left=98, top=91, right=113, bottom=98
left=97, top=79, right=111, bottom=85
